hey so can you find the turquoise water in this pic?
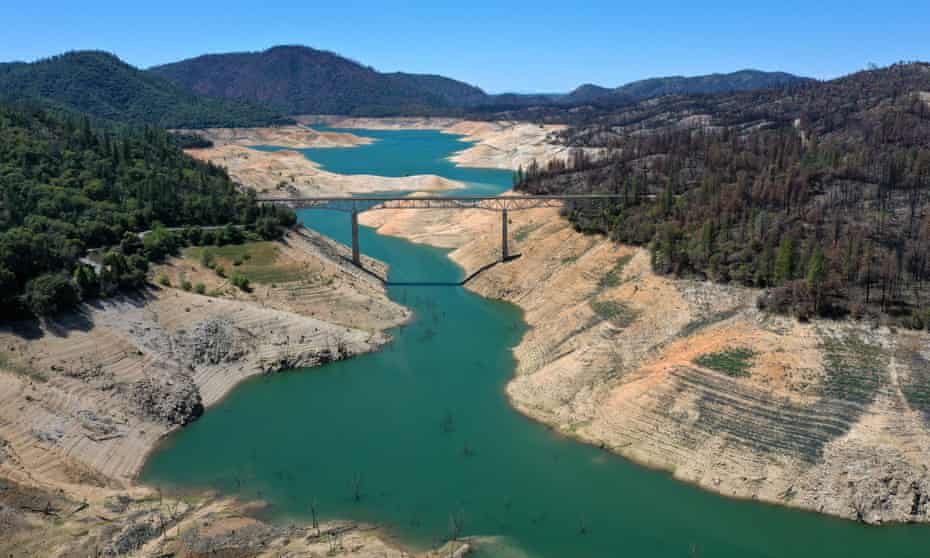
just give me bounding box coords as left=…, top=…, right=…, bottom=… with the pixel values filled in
left=252, top=127, right=512, bottom=196
left=142, top=130, right=930, bottom=557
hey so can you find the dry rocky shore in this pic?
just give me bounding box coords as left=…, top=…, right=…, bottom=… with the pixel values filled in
left=187, top=116, right=930, bottom=526
left=364, top=199, right=930, bottom=526
left=9, top=113, right=929, bottom=556
left=0, top=228, right=471, bottom=556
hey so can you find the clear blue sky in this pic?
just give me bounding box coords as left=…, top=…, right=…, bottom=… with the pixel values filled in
left=3, top=0, right=929, bottom=93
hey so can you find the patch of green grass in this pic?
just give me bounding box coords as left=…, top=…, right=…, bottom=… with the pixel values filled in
left=0, top=353, right=48, bottom=383
left=901, top=350, right=930, bottom=420
left=599, top=254, right=634, bottom=289
left=694, top=348, right=757, bottom=377
left=677, top=309, right=741, bottom=339
left=820, top=334, right=887, bottom=404
left=185, top=242, right=304, bottom=285
left=590, top=299, right=639, bottom=328
left=514, top=223, right=544, bottom=242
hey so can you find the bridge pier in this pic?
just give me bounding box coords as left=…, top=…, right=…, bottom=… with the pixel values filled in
left=501, top=209, right=509, bottom=261
left=351, top=210, right=361, bottom=266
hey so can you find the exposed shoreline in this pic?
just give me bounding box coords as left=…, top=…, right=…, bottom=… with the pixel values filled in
left=9, top=114, right=927, bottom=555
left=359, top=193, right=930, bottom=526
left=187, top=116, right=930, bottom=526
left=298, top=114, right=591, bottom=171
left=183, top=127, right=467, bottom=198
left=0, top=227, right=474, bottom=556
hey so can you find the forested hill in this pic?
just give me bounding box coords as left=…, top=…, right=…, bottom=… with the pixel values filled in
left=0, top=102, right=294, bottom=318
left=560, top=70, right=809, bottom=105
left=517, top=62, right=930, bottom=328
left=0, top=51, right=290, bottom=128
left=149, top=45, right=490, bottom=116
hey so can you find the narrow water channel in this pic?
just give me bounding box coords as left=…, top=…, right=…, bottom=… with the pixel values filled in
left=142, top=129, right=930, bottom=557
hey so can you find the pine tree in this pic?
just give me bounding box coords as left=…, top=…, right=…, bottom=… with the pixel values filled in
left=774, top=236, right=796, bottom=284
left=807, top=246, right=826, bottom=312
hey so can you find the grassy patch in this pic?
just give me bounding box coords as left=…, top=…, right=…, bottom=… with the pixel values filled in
left=820, top=334, right=887, bottom=404
left=514, top=223, right=544, bottom=242
left=590, top=299, right=638, bottom=328
left=694, top=348, right=757, bottom=377
left=599, top=254, right=634, bottom=289
left=0, top=353, right=47, bottom=383
left=185, top=242, right=304, bottom=285
left=901, top=350, right=930, bottom=422
left=677, top=309, right=741, bottom=339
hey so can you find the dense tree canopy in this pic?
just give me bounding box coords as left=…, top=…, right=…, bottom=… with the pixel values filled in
left=0, top=103, right=295, bottom=318
left=0, top=51, right=290, bottom=128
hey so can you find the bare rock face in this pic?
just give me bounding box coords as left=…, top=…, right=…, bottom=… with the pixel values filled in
left=179, top=318, right=251, bottom=365
left=103, top=513, right=161, bottom=556
left=799, top=445, right=930, bottom=523
left=125, top=375, right=203, bottom=426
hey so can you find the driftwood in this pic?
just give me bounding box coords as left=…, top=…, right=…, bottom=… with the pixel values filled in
left=22, top=501, right=59, bottom=516
left=305, top=523, right=357, bottom=542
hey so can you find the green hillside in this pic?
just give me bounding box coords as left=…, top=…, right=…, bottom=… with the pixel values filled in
left=0, top=51, right=290, bottom=128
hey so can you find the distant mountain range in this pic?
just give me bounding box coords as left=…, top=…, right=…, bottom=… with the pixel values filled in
left=150, top=45, right=810, bottom=116
left=560, top=70, right=811, bottom=105
left=0, top=51, right=289, bottom=127
left=0, top=45, right=811, bottom=126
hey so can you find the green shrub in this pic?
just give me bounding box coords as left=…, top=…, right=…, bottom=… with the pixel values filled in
left=231, top=273, right=251, bottom=292
left=157, top=274, right=171, bottom=287
left=694, top=348, right=757, bottom=377
left=590, top=299, right=638, bottom=328
left=194, top=283, right=206, bottom=295
left=200, top=250, right=215, bottom=268
left=181, top=279, right=193, bottom=292
left=599, top=254, right=634, bottom=288
left=73, top=264, right=100, bottom=299
left=22, top=273, right=80, bottom=316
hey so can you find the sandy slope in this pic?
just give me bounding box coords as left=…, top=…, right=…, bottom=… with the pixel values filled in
left=178, top=125, right=373, bottom=149
left=362, top=200, right=930, bottom=525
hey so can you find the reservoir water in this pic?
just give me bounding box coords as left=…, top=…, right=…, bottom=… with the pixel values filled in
left=142, top=128, right=930, bottom=557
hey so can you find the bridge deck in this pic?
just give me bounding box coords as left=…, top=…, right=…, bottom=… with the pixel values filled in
left=257, top=193, right=635, bottom=268
left=257, top=194, right=632, bottom=212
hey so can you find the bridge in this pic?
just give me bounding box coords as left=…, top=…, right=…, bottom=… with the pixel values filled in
left=257, top=194, right=629, bottom=268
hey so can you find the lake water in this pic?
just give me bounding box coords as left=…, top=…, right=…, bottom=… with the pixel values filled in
left=142, top=128, right=930, bottom=557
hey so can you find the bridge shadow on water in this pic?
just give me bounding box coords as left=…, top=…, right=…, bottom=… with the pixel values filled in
left=343, top=254, right=522, bottom=286
left=384, top=281, right=464, bottom=287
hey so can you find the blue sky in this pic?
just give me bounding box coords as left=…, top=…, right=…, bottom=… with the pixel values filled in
left=3, top=0, right=929, bottom=93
